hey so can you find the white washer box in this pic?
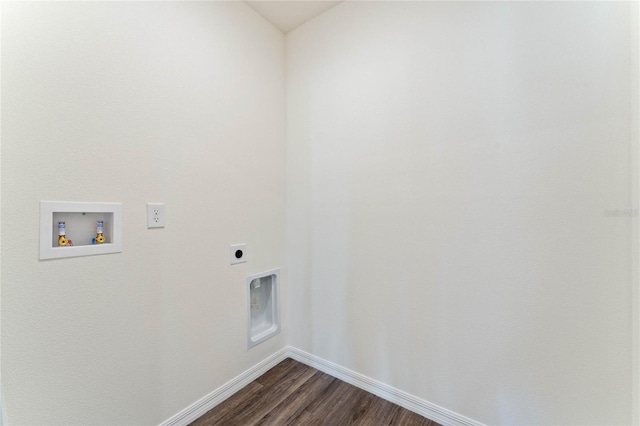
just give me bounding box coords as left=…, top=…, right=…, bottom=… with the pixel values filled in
left=40, top=201, right=122, bottom=260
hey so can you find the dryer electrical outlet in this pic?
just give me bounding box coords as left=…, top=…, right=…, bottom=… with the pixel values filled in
left=230, top=243, right=247, bottom=264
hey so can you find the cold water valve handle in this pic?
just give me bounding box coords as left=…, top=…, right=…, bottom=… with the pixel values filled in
left=96, top=220, right=105, bottom=244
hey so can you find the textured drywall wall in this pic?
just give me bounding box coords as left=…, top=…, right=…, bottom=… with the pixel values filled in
left=286, top=2, right=635, bottom=424
left=0, top=2, right=3, bottom=423
left=632, top=3, right=640, bottom=423
left=1, top=2, right=286, bottom=424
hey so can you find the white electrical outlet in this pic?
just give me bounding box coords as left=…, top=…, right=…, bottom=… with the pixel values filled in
left=230, top=243, right=247, bottom=264
left=147, top=203, right=165, bottom=228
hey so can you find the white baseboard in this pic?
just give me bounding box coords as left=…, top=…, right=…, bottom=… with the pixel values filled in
left=159, top=345, right=483, bottom=426
left=287, top=347, right=484, bottom=426
left=159, top=347, right=289, bottom=426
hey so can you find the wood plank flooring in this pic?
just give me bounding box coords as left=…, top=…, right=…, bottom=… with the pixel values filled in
left=190, top=358, right=441, bottom=426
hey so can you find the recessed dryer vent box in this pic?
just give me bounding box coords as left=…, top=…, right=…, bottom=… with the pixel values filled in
left=247, top=268, right=280, bottom=348
left=40, top=201, right=122, bottom=260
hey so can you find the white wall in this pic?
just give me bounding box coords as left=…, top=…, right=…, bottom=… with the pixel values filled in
left=286, top=2, right=635, bottom=424
left=2, top=1, right=638, bottom=425
left=632, top=3, right=640, bottom=424
left=1, top=2, right=286, bottom=424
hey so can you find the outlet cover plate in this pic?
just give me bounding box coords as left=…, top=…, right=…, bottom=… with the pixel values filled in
left=230, top=243, right=247, bottom=265
left=147, top=203, right=165, bottom=228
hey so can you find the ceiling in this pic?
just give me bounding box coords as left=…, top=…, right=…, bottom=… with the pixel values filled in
left=244, top=1, right=343, bottom=33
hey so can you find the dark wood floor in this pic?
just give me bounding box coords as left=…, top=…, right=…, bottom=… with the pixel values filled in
left=190, top=358, right=441, bottom=426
